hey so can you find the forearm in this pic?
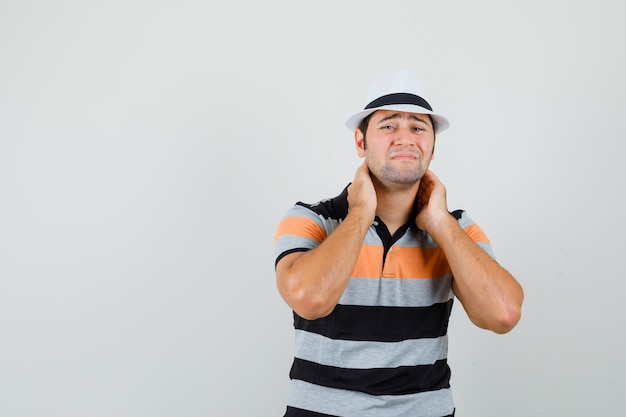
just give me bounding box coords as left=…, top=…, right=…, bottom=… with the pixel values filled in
left=276, top=208, right=372, bottom=319
left=430, top=215, right=524, bottom=333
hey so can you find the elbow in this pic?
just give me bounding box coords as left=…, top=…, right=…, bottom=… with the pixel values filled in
left=489, top=281, right=525, bottom=334
left=469, top=299, right=522, bottom=334
left=276, top=256, right=338, bottom=320
left=491, top=309, right=522, bottom=334
left=288, top=289, right=335, bottom=320
left=491, top=304, right=522, bottom=334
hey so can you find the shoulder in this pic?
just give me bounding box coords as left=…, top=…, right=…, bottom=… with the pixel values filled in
left=294, top=185, right=349, bottom=221
left=450, top=209, right=480, bottom=229
left=274, top=186, right=350, bottom=265
left=450, top=209, right=495, bottom=258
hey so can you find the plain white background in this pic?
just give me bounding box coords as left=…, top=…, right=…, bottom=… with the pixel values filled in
left=1, top=1, right=624, bottom=416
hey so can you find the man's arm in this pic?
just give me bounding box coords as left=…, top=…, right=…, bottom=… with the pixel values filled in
left=416, top=170, right=524, bottom=334
left=276, top=162, right=377, bottom=320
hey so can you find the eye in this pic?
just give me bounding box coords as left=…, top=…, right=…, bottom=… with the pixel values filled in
left=380, top=125, right=395, bottom=131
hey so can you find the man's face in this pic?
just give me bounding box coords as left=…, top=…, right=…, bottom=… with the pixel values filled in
left=355, top=110, right=436, bottom=190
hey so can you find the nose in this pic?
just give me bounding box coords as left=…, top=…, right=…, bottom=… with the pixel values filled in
left=392, top=127, right=416, bottom=147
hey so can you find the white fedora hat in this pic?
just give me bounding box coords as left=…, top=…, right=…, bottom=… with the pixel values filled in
left=346, top=69, right=450, bottom=134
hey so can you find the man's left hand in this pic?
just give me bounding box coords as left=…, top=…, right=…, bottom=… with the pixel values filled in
left=415, top=170, right=451, bottom=234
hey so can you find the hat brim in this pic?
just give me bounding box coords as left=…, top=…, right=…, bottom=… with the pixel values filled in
left=346, top=104, right=449, bottom=134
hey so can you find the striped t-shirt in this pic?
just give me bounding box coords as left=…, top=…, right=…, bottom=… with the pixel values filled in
left=274, top=186, right=494, bottom=417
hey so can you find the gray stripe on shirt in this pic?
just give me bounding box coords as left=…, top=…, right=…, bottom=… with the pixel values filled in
left=287, top=380, right=454, bottom=417
left=339, top=276, right=454, bottom=307
left=294, top=329, right=448, bottom=369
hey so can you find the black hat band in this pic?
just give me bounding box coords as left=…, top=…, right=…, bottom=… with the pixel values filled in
left=365, top=93, right=433, bottom=112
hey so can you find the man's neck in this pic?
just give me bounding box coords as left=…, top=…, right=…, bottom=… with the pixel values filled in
left=374, top=182, right=420, bottom=236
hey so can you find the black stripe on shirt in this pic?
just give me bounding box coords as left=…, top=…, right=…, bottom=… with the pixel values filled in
left=284, top=406, right=455, bottom=417
left=290, top=357, right=451, bottom=396
left=284, top=406, right=337, bottom=417
left=296, top=186, right=349, bottom=221
left=294, top=299, right=453, bottom=342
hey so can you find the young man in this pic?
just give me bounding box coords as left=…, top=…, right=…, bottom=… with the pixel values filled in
left=274, top=69, right=524, bottom=417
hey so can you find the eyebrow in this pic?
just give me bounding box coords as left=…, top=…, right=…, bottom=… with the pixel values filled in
left=377, top=113, right=430, bottom=125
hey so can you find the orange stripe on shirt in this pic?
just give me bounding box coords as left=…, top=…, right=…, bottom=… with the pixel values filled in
left=352, top=245, right=385, bottom=278
left=274, top=217, right=327, bottom=243
left=463, top=223, right=490, bottom=244
left=383, top=246, right=452, bottom=278
left=352, top=245, right=452, bottom=279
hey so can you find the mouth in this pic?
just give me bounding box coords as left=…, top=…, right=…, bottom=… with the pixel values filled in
left=390, top=153, right=420, bottom=161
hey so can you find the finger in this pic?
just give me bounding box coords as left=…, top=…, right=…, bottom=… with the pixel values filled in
left=354, top=162, right=367, bottom=180
left=358, top=161, right=368, bottom=174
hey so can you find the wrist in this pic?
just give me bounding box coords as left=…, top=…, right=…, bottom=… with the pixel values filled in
left=425, top=212, right=458, bottom=242
left=347, top=205, right=375, bottom=229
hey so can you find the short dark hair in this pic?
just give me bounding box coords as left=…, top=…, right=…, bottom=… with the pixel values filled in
left=357, top=113, right=374, bottom=137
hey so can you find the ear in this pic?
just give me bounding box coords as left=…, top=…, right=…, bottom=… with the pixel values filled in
left=355, top=129, right=366, bottom=158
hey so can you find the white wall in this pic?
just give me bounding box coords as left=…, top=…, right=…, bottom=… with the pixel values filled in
left=1, top=1, right=624, bottom=416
